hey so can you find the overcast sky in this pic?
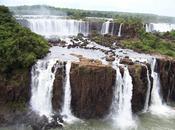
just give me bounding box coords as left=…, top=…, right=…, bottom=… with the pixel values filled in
left=0, top=0, right=174, bottom=17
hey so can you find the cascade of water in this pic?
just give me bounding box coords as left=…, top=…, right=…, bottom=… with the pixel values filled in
left=150, top=58, right=175, bottom=117
left=61, top=61, right=78, bottom=123
left=150, top=59, right=163, bottom=106
left=143, top=65, right=151, bottom=112
left=148, top=23, right=175, bottom=32
left=30, top=59, right=58, bottom=117
left=146, top=24, right=150, bottom=32
left=101, top=21, right=110, bottom=34
left=111, top=22, right=115, bottom=35
left=111, top=65, right=136, bottom=129
left=118, top=23, right=123, bottom=37
left=25, top=17, right=89, bottom=37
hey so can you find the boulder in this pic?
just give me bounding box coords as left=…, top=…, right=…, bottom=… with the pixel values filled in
left=120, top=58, right=134, bottom=65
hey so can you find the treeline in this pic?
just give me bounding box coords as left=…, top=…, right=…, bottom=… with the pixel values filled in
left=10, top=5, right=175, bottom=23
left=0, top=6, right=49, bottom=73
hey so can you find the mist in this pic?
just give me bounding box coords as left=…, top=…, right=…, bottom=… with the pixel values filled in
left=10, top=5, right=67, bottom=16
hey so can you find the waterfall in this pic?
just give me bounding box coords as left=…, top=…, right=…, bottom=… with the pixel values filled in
left=149, top=58, right=175, bottom=117
left=18, top=16, right=89, bottom=37
left=101, top=21, right=110, bottom=34
left=145, top=24, right=150, bottom=32
left=61, top=62, right=78, bottom=123
left=30, top=59, right=58, bottom=117
left=111, top=65, right=136, bottom=129
left=150, top=59, right=163, bottom=106
left=118, top=23, right=123, bottom=37
left=111, top=23, right=115, bottom=35
left=143, top=65, right=151, bottom=112
left=147, top=23, right=175, bottom=32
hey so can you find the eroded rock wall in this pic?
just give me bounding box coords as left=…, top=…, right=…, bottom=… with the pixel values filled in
left=70, top=61, right=116, bottom=119
left=157, top=58, right=175, bottom=102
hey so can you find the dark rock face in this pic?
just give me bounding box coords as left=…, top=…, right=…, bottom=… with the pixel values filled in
left=70, top=62, right=116, bottom=119
left=16, top=19, right=30, bottom=28
left=89, top=22, right=103, bottom=33
left=157, top=58, right=175, bottom=102
left=121, top=23, right=143, bottom=38
left=0, top=69, right=31, bottom=124
left=120, top=57, right=134, bottom=65
left=128, top=64, right=150, bottom=113
left=0, top=69, right=31, bottom=109
left=52, top=62, right=66, bottom=112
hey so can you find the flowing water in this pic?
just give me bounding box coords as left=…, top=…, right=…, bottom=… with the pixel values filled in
left=16, top=15, right=89, bottom=37
left=61, top=62, right=79, bottom=123
left=149, top=59, right=175, bottom=117
left=30, top=59, right=59, bottom=117
left=3, top=15, right=175, bottom=130
left=146, top=23, right=175, bottom=32
left=110, top=65, right=136, bottom=129
left=118, top=23, right=123, bottom=37
left=101, top=21, right=110, bottom=34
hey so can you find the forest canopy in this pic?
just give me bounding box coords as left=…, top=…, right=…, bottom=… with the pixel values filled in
left=0, top=6, right=49, bottom=73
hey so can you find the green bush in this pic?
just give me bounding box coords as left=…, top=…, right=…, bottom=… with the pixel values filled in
left=0, top=6, right=49, bottom=73
left=121, top=30, right=175, bottom=58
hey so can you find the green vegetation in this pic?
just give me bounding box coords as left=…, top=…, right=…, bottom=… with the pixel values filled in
left=90, top=32, right=119, bottom=47
left=0, top=6, right=49, bottom=73
left=121, top=30, right=175, bottom=58
left=10, top=5, right=175, bottom=23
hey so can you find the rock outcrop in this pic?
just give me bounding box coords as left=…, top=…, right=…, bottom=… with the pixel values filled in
left=128, top=64, right=151, bottom=113
left=0, top=69, right=31, bottom=124
left=156, top=58, right=175, bottom=102
left=52, top=62, right=66, bottom=112
left=70, top=58, right=116, bottom=119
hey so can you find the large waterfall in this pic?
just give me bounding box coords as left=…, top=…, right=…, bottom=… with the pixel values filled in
left=17, top=15, right=89, bottom=37
left=30, top=59, right=58, bottom=117
left=111, top=65, right=136, bottom=129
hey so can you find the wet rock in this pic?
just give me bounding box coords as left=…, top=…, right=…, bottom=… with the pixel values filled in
left=52, top=62, right=66, bottom=112
left=29, top=112, right=63, bottom=130
left=156, top=58, right=175, bottom=102
left=70, top=60, right=116, bottom=119
left=105, top=51, right=116, bottom=62
left=128, top=64, right=151, bottom=113
left=48, top=39, right=61, bottom=46
left=120, top=58, right=134, bottom=65
left=106, top=55, right=115, bottom=62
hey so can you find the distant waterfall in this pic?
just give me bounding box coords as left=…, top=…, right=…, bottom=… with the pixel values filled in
left=61, top=62, right=78, bottom=123
left=146, top=24, right=151, bottom=32
left=118, top=23, right=123, bottom=37
left=17, top=16, right=89, bottom=37
left=101, top=21, right=110, bottom=34
left=30, top=59, right=58, bottom=117
left=111, top=23, right=115, bottom=35
left=146, top=23, right=175, bottom=32
left=111, top=65, right=136, bottom=129
left=143, top=65, right=151, bottom=112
